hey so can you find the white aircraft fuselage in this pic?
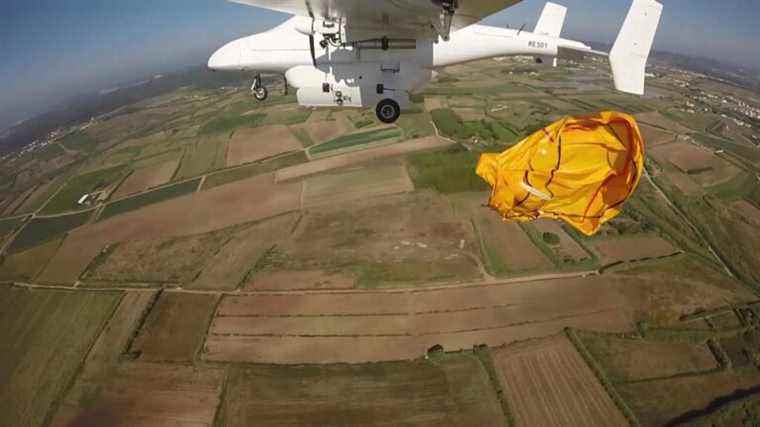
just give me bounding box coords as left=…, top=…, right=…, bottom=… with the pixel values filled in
left=208, top=0, right=662, bottom=123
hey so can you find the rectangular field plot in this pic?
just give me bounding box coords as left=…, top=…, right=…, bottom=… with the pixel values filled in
left=98, top=177, right=199, bottom=221
left=226, top=125, right=302, bottom=166
left=530, top=219, right=592, bottom=264
left=9, top=209, right=92, bottom=253
left=493, top=335, right=628, bottom=427
left=578, top=332, right=718, bottom=382
left=217, top=354, right=504, bottom=427
left=476, top=213, right=552, bottom=275
left=40, top=164, right=127, bottom=214
left=174, top=134, right=228, bottom=179
left=301, top=162, right=413, bottom=208
left=591, top=235, right=678, bottom=264
left=53, top=362, right=225, bottom=427
left=0, top=237, right=62, bottom=281
left=130, top=292, right=218, bottom=362
left=0, top=286, right=121, bottom=427
left=309, top=127, right=402, bottom=158
left=111, top=159, right=179, bottom=199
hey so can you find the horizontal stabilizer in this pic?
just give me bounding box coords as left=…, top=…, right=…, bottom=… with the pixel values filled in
left=534, top=2, right=567, bottom=38
left=609, top=0, right=663, bottom=95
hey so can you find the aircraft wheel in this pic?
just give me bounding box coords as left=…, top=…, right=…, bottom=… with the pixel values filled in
left=253, top=86, right=268, bottom=101
left=376, top=99, right=400, bottom=124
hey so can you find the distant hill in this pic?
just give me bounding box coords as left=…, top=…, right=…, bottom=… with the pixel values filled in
left=0, top=67, right=250, bottom=156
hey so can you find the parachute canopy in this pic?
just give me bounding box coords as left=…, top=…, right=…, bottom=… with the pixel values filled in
left=476, top=111, right=645, bottom=236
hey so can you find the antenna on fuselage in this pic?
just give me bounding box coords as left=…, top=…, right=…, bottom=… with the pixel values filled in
left=517, top=23, right=526, bottom=36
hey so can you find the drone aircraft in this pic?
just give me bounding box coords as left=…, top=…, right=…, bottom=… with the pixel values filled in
left=208, top=0, right=663, bottom=123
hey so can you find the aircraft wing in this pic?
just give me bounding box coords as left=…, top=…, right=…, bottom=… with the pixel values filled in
left=230, top=0, right=522, bottom=39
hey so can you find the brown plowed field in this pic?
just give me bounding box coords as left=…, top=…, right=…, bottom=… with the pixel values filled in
left=639, top=123, right=676, bottom=147
left=665, top=171, right=703, bottom=195
left=592, top=235, right=678, bottom=264
left=226, top=125, right=302, bottom=166
left=733, top=200, right=760, bottom=226
left=493, top=335, right=628, bottom=427
left=131, top=292, right=218, bottom=362
left=275, top=136, right=449, bottom=182
left=636, top=111, right=693, bottom=134
left=111, top=159, right=179, bottom=199
left=38, top=173, right=302, bottom=284
left=477, top=212, right=553, bottom=273
left=206, top=276, right=633, bottom=363
left=52, top=363, right=225, bottom=427
left=301, top=162, right=414, bottom=208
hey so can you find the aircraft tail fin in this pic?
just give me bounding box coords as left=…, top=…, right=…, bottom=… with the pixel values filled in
left=609, top=0, right=663, bottom=95
left=534, top=3, right=567, bottom=38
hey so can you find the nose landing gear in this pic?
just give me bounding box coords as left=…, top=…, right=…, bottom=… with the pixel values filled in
left=375, top=99, right=401, bottom=124
left=251, top=74, right=268, bottom=101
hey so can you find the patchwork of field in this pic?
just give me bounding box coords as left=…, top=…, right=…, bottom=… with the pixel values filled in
left=218, top=354, right=504, bottom=427
left=174, top=134, right=228, bottom=179
left=636, top=111, right=693, bottom=134
left=0, top=237, right=62, bottom=281
left=226, top=125, right=302, bottom=166
left=531, top=219, right=592, bottom=264
left=39, top=173, right=302, bottom=284
left=111, top=159, right=179, bottom=199
left=204, top=276, right=633, bottom=364
left=591, top=235, right=678, bottom=264
left=9, top=209, right=92, bottom=253
left=476, top=212, right=553, bottom=275
left=493, top=335, right=628, bottom=427
left=0, top=286, right=121, bottom=427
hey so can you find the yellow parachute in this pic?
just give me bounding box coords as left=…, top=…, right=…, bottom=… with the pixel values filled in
left=476, top=111, right=645, bottom=236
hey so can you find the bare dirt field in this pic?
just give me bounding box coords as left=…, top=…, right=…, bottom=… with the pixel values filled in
left=618, top=367, right=760, bottom=426
left=275, top=136, right=450, bottom=182
left=452, top=107, right=486, bottom=121
left=592, top=235, right=678, bottom=264
left=190, top=213, right=300, bottom=290
left=38, top=173, right=302, bottom=284
left=580, top=333, right=718, bottom=382
left=664, top=170, right=703, bottom=195
left=111, top=159, right=180, bottom=199
left=301, top=112, right=350, bottom=144
left=83, top=226, right=236, bottom=284
left=424, top=96, right=447, bottom=111
left=301, top=161, right=414, bottom=208
left=131, top=292, right=218, bottom=362
left=205, top=276, right=633, bottom=363
left=226, top=125, right=302, bottom=166
left=493, top=335, right=628, bottom=427
left=650, top=140, right=740, bottom=187
left=217, top=354, right=504, bottom=427
left=532, top=219, right=591, bottom=263
left=53, top=362, right=225, bottom=427
left=255, top=191, right=483, bottom=288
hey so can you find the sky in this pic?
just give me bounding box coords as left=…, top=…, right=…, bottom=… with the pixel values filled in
left=1, top=0, right=759, bottom=130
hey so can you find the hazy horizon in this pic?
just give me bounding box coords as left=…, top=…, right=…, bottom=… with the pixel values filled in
left=2, top=0, right=759, bottom=131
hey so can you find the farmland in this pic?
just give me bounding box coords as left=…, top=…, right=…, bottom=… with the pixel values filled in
left=0, top=286, right=120, bottom=427
left=492, top=335, right=628, bottom=426
left=2, top=53, right=760, bottom=426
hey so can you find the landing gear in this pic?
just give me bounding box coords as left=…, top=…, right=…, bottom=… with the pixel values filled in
left=376, top=99, right=401, bottom=124
left=251, top=74, right=268, bottom=101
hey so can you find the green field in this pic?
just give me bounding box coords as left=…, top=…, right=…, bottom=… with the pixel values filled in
left=60, top=131, right=97, bottom=152
left=0, top=286, right=120, bottom=427
left=40, top=164, right=127, bottom=214
left=34, top=143, right=67, bottom=162
left=309, top=127, right=401, bottom=156
left=199, top=113, right=267, bottom=135
left=290, top=127, right=315, bottom=148
left=98, top=178, right=200, bottom=221
left=9, top=210, right=92, bottom=253
left=175, top=137, right=228, bottom=179
left=202, top=151, right=307, bottom=190
left=0, top=216, right=25, bottom=238
left=407, top=148, right=489, bottom=194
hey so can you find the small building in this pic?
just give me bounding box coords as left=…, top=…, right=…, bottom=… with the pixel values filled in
left=77, top=194, right=90, bottom=205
